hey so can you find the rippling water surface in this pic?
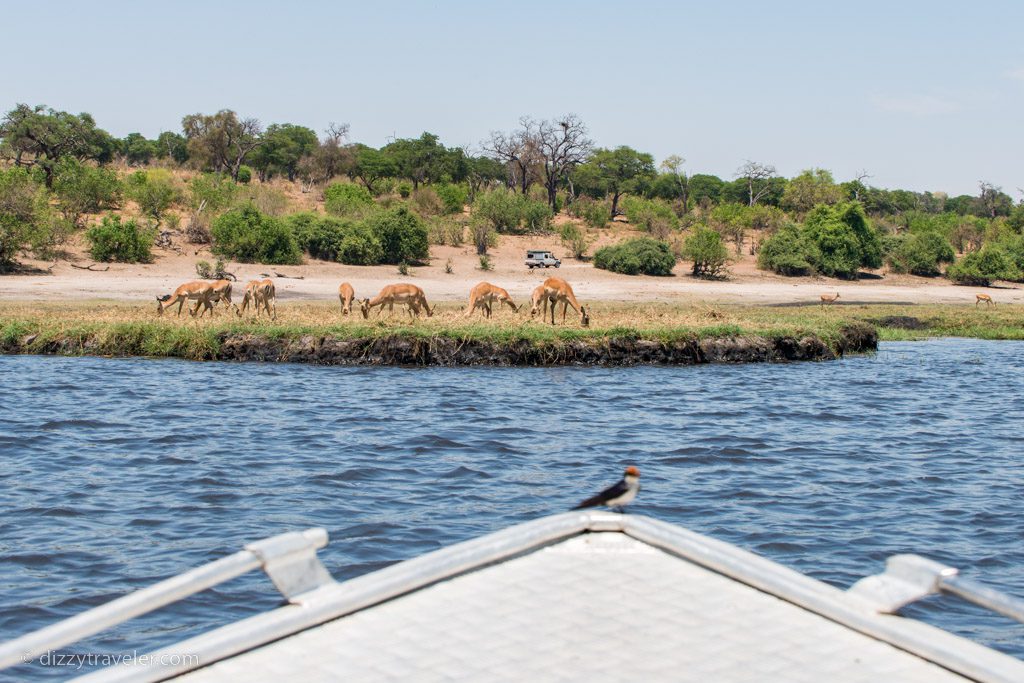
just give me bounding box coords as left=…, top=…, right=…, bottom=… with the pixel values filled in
left=1, top=339, right=1023, bottom=679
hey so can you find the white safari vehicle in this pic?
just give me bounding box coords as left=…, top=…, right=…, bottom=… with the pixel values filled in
left=525, top=250, right=561, bottom=269
left=2, top=512, right=1023, bottom=682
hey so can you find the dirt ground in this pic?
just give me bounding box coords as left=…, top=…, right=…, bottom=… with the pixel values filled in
left=2, top=230, right=1020, bottom=308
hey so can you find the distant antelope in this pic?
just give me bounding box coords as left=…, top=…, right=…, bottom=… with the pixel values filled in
left=465, top=282, right=518, bottom=318
left=976, top=293, right=994, bottom=307
left=820, top=292, right=840, bottom=308
left=338, top=282, right=355, bottom=315
left=530, top=277, right=589, bottom=326
left=360, top=284, right=433, bottom=319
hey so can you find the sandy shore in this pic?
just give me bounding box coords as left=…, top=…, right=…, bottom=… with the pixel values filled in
left=2, top=233, right=1019, bottom=307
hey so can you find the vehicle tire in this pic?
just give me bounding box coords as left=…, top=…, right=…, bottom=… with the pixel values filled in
left=555, top=263, right=560, bottom=268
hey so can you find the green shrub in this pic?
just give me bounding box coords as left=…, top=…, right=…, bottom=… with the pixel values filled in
left=568, top=196, right=610, bottom=229
left=189, top=173, right=237, bottom=214
left=946, top=246, right=1019, bottom=286
left=52, top=159, right=122, bottom=225
left=195, top=258, right=229, bottom=279
left=479, top=254, right=492, bottom=271
left=236, top=165, right=253, bottom=184
left=757, top=224, right=820, bottom=275
left=681, top=227, right=729, bottom=278
left=999, top=235, right=1024, bottom=278
left=0, top=167, right=70, bottom=266
left=363, top=206, right=429, bottom=264
left=211, top=205, right=302, bottom=264
left=397, top=181, right=412, bottom=199
left=560, top=222, right=594, bottom=260
left=398, top=261, right=410, bottom=275
left=594, top=237, right=676, bottom=276
left=620, top=196, right=679, bottom=238
left=473, top=189, right=523, bottom=234
left=427, top=217, right=465, bottom=246
left=411, top=187, right=445, bottom=217
left=435, top=183, right=468, bottom=214
left=324, top=182, right=374, bottom=217
left=86, top=215, right=154, bottom=263
left=521, top=199, right=553, bottom=233
left=885, top=231, right=955, bottom=276
left=286, top=212, right=384, bottom=265
left=126, top=169, right=182, bottom=225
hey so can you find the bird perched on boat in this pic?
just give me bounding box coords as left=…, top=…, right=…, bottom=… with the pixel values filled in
left=572, top=466, right=641, bottom=512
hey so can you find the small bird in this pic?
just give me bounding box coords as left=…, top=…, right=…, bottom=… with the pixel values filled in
left=572, top=466, right=641, bottom=512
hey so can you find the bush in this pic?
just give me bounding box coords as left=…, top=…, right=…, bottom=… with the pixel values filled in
left=560, top=223, right=594, bottom=260
left=324, top=182, right=374, bottom=217
left=86, top=215, right=154, bottom=263
left=946, top=246, right=1020, bottom=286
left=522, top=199, right=553, bottom=233
left=0, top=167, right=70, bottom=266
left=236, top=165, right=252, bottom=184
left=287, top=212, right=384, bottom=265
left=885, top=231, right=955, bottom=276
left=681, top=227, right=729, bottom=278
left=435, top=183, right=468, bottom=214
left=594, top=237, right=676, bottom=276
left=473, top=189, right=523, bottom=234
left=411, top=187, right=445, bottom=217
left=211, top=205, right=302, bottom=264
left=568, top=196, right=610, bottom=229
left=52, top=159, right=121, bottom=225
left=427, top=217, right=465, bottom=246
left=195, top=258, right=229, bottom=279
left=471, top=218, right=496, bottom=255
left=363, top=206, right=429, bottom=264
left=479, top=254, right=492, bottom=271
left=126, top=169, right=182, bottom=225
left=398, top=261, right=410, bottom=275
left=397, top=181, right=412, bottom=199
left=620, top=196, right=679, bottom=238
left=757, top=224, right=820, bottom=275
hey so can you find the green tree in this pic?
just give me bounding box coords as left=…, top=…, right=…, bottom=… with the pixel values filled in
left=801, top=207, right=862, bottom=278
left=182, top=110, right=263, bottom=181
left=473, top=188, right=524, bottom=234
left=0, top=104, right=116, bottom=187
left=573, top=146, right=656, bottom=217
left=51, top=158, right=122, bottom=226
left=688, top=174, right=725, bottom=207
left=363, top=206, right=429, bottom=264
left=781, top=169, right=844, bottom=214
left=350, top=145, right=398, bottom=194
left=120, top=133, right=157, bottom=166
left=682, top=227, right=730, bottom=278
left=126, top=169, right=182, bottom=226
left=382, top=132, right=463, bottom=189
left=249, top=123, right=319, bottom=181
left=946, top=245, right=1019, bottom=286
left=155, top=131, right=189, bottom=163
left=0, top=167, right=68, bottom=267
left=884, top=231, right=955, bottom=276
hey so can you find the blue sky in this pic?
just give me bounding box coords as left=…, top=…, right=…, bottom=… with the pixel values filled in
left=3, top=0, right=1022, bottom=196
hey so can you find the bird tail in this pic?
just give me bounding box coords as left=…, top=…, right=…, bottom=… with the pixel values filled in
left=571, top=496, right=601, bottom=510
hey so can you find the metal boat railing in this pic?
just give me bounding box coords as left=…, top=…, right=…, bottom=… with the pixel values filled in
left=0, top=528, right=334, bottom=671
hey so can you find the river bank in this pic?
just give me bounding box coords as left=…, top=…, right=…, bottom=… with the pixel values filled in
left=2, top=298, right=1017, bottom=365
left=0, top=301, right=897, bottom=365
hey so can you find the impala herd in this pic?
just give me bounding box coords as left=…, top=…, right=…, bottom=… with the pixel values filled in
left=156, top=276, right=590, bottom=325
left=157, top=276, right=998, bottom=322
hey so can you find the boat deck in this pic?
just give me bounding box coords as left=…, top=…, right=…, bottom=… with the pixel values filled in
left=172, top=531, right=972, bottom=683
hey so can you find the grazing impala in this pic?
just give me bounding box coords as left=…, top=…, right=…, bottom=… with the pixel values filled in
left=820, top=292, right=840, bottom=308
left=530, top=277, right=588, bottom=326
left=338, top=282, right=356, bottom=315
left=464, top=282, right=518, bottom=318
left=156, top=281, right=214, bottom=317
left=360, top=284, right=433, bottom=319
left=241, top=279, right=276, bottom=319
left=976, top=293, right=994, bottom=307
left=195, top=279, right=240, bottom=317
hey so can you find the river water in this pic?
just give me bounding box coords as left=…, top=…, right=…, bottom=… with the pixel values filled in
left=1, top=339, right=1022, bottom=679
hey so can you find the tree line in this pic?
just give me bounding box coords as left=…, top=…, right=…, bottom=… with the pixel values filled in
left=2, top=102, right=1023, bottom=286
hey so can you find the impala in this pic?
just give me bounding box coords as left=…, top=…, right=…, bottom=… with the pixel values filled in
left=976, top=293, right=994, bottom=307
left=464, top=282, right=518, bottom=318
left=820, top=292, right=840, bottom=308
left=241, top=279, right=276, bottom=319
left=156, top=281, right=214, bottom=317
left=360, top=284, right=433, bottom=319
left=530, top=277, right=588, bottom=326
left=194, top=279, right=240, bottom=317
left=338, top=282, right=355, bottom=315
